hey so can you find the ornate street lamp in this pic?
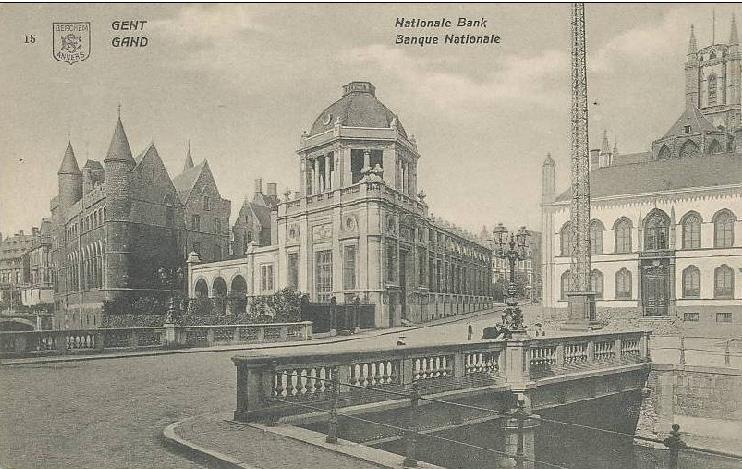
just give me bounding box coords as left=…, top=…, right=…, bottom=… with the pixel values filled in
left=492, top=224, right=530, bottom=335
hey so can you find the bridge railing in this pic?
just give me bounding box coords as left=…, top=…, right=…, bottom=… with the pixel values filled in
left=528, top=330, right=651, bottom=379
left=0, top=321, right=313, bottom=358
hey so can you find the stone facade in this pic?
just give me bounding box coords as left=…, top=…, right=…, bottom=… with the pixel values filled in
left=542, top=23, right=742, bottom=336
left=49, top=115, right=230, bottom=329
left=191, top=81, right=494, bottom=328
left=0, top=230, right=34, bottom=305
left=231, top=179, right=280, bottom=257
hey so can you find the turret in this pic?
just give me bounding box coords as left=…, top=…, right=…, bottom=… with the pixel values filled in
left=183, top=140, right=194, bottom=172
left=541, top=153, right=556, bottom=204
left=57, top=141, right=82, bottom=208
left=686, top=25, right=700, bottom=107
left=103, top=112, right=135, bottom=298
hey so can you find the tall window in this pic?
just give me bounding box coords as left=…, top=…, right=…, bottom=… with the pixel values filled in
left=343, top=245, right=356, bottom=290
left=260, top=264, right=274, bottom=293
left=590, top=270, right=604, bottom=300
left=590, top=220, right=604, bottom=255
left=386, top=243, right=397, bottom=283
left=614, top=218, right=632, bottom=253
left=713, top=210, right=735, bottom=248
left=644, top=210, right=669, bottom=251
left=708, top=74, right=717, bottom=106
left=315, top=250, right=333, bottom=302
left=351, top=149, right=365, bottom=184
left=203, top=195, right=211, bottom=211
left=287, top=253, right=299, bottom=289
left=714, top=265, right=734, bottom=299
left=682, top=213, right=702, bottom=249
left=191, top=214, right=200, bottom=231
left=615, top=268, right=632, bottom=299
left=560, top=270, right=571, bottom=301
left=682, top=266, right=700, bottom=298
left=560, top=222, right=572, bottom=256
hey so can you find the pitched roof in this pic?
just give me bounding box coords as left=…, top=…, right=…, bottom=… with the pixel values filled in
left=555, top=153, right=742, bottom=201
left=58, top=142, right=81, bottom=175
left=105, top=117, right=134, bottom=164
left=172, top=160, right=207, bottom=202
left=662, top=104, right=717, bottom=139
left=83, top=159, right=103, bottom=171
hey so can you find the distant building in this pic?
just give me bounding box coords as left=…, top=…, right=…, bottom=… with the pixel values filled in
left=0, top=230, right=34, bottom=307
left=231, top=179, right=281, bottom=257
left=542, top=21, right=742, bottom=335
left=49, top=114, right=230, bottom=329
left=20, top=219, right=54, bottom=307
left=190, top=81, right=494, bottom=327
left=481, top=226, right=542, bottom=303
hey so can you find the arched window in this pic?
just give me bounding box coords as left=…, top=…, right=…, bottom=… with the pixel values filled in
left=679, top=140, right=700, bottom=159
left=614, top=218, right=632, bottom=253
left=615, top=268, right=632, bottom=299
left=682, top=266, right=701, bottom=298
left=194, top=279, right=209, bottom=298
left=658, top=145, right=671, bottom=160
left=707, top=139, right=723, bottom=154
left=708, top=74, right=717, bottom=106
left=644, top=210, right=670, bottom=251
left=560, top=222, right=572, bottom=256
left=681, top=212, right=702, bottom=249
left=714, top=265, right=734, bottom=298
left=713, top=209, right=736, bottom=248
left=203, top=195, right=211, bottom=211
left=590, top=270, right=604, bottom=299
left=560, top=270, right=571, bottom=301
left=590, top=220, right=604, bottom=255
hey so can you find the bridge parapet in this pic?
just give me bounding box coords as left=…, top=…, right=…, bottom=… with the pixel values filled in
left=232, top=330, right=652, bottom=422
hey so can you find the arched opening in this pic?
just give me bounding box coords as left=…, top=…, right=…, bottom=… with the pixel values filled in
left=707, top=139, right=723, bottom=154
left=644, top=209, right=670, bottom=251
left=213, top=277, right=228, bottom=315
left=194, top=278, right=209, bottom=298
left=229, top=275, right=248, bottom=315
left=590, top=269, right=604, bottom=300
left=560, top=270, right=571, bottom=301
left=682, top=266, right=700, bottom=298
left=560, top=222, right=572, bottom=257
left=615, top=268, right=632, bottom=299
left=713, top=209, right=736, bottom=248
left=657, top=145, right=671, bottom=160
left=714, top=265, right=735, bottom=299
left=590, top=220, right=604, bottom=255
left=679, top=140, right=699, bottom=159
left=613, top=217, right=632, bottom=254
left=681, top=211, right=702, bottom=249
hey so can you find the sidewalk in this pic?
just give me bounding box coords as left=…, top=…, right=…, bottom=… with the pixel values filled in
left=1, top=306, right=503, bottom=367
left=163, top=413, right=443, bottom=469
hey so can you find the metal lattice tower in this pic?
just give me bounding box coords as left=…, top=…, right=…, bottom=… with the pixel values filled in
left=569, top=2, right=592, bottom=293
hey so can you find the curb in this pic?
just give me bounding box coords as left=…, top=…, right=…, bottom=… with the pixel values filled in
left=162, top=417, right=259, bottom=469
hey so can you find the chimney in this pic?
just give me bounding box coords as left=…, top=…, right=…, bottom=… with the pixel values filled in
left=266, top=183, right=277, bottom=197
left=254, top=178, right=263, bottom=194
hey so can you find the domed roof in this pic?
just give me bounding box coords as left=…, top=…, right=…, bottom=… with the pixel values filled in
left=309, top=81, right=408, bottom=139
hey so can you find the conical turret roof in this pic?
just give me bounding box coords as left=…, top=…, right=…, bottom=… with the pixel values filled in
left=183, top=140, right=195, bottom=172
left=58, top=141, right=81, bottom=175
left=688, top=24, right=698, bottom=54
left=104, top=117, right=134, bottom=164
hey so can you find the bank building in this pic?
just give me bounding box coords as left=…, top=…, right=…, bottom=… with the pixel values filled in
left=541, top=21, right=742, bottom=336
left=190, top=81, right=494, bottom=328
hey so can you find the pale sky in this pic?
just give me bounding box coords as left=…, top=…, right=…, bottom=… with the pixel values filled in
left=0, top=3, right=736, bottom=237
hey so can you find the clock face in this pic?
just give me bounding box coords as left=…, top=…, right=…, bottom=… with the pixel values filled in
left=323, top=113, right=333, bottom=125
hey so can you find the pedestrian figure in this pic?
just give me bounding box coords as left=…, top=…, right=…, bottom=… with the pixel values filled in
left=467, top=324, right=473, bottom=341
left=534, top=322, right=544, bottom=337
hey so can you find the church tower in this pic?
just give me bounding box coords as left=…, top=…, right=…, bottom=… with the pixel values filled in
left=103, top=112, right=135, bottom=300
left=685, top=25, right=700, bottom=108
left=57, top=141, right=82, bottom=209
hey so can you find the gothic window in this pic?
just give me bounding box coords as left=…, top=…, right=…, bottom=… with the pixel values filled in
left=343, top=244, right=357, bottom=290
left=590, top=269, right=604, bottom=299
left=708, top=139, right=723, bottom=154
left=682, top=266, right=701, bottom=298
left=560, top=270, right=571, bottom=300
left=614, top=218, right=632, bottom=253
left=644, top=210, right=670, bottom=251
left=713, top=209, right=736, bottom=248
left=714, top=265, right=734, bottom=298
left=191, top=214, right=200, bottom=231
left=590, top=220, right=604, bottom=255
left=314, top=251, right=333, bottom=302
left=287, top=253, right=299, bottom=289
left=615, top=268, right=632, bottom=299
left=560, top=222, right=572, bottom=256
left=386, top=243, right=397, bottom=283
left=708, top=74, right=718, bottom=106
left=203, top=195, right=211, bottom=211
left=681, top=212, right=702, bottom=249
left=679, top=140, right=699, bottom=159
left=260, top=264, right=274, bottom=293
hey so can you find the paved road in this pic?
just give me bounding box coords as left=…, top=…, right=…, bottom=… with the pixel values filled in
left=0, top=310, right=504, bottom=469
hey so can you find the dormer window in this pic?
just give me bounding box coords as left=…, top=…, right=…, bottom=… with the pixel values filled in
left=684, top=125, right=691, bottom=134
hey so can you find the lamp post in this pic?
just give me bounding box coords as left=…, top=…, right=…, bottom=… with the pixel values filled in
left=493, top=223, right=530, bottom=335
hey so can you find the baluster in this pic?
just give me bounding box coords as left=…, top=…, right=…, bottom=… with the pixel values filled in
left=349, top=364, right=359, bottom=387
left=390, top=360, right=399, bottom=384
left=274, top=372, right=284, bottom=397
left=285, top=369, right=296, bottom=397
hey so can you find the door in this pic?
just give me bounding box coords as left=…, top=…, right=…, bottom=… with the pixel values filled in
left=641, top=260, right=669, bottom=316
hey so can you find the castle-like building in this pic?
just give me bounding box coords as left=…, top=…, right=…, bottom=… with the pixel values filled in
left=190, top=82, right=494, bottom=328
left=51, top=114, right=230, bottom=329
left=542, top=20, right=742, bottom=336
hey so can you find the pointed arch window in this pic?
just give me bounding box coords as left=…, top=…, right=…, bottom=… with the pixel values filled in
left=658, top=145, right=671, bottom=160
left=644, top=210, right=670, bottom=251
left=679, top=140, right=700, bottom=159
left=560, top=222, right=573, bottom=256
left=682, top=266, right=701, bottom=298
left=590, top=269, right=604, bottom=299
left=614, top=218, right=632, bottom=253
left=713, top=209, right=735, bottom=248
left=707, top=139, right=723, bottom=154
left=708, top=74, right=717, bottom=106
left=590, top=220, right=604, bottom=255
left=681, top=212, right=702, bottom=249
left=615, top=268, right=632, bottom=299
left=714, top=265, right=734, bottom=298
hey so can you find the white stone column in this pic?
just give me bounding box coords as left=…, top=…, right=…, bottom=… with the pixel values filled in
left=324, top=155, right=331, bottom=192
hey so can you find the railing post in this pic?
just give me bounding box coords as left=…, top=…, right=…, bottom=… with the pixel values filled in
left=206, top=327, right=215, bottom=347
left=326, top=367, right=339, bottom=443
left=504, top=337, right=531, bottom=388
left=586, top=339, right=595, bottom=363
left=233, top=361, right=274, bottom=422
left=641, top=331, right=651, bottom=360
left=95, top=330, right=105, bottom=352
left=279, top=325, right=289, bottom=341
left=401, top=356, right=414, bottom=387
left=555, top=343, right=565, bottom=368
left=454, top=350, right=466, bottom=379
left=257, top=325, right=265, bottom=343
left=403, top=382, right=420, bottom=467
left=662, top=423, right=686, bottom=469
left=614, top=337, right=622, bottom=361
left=129, top=329, right=138, bottom=348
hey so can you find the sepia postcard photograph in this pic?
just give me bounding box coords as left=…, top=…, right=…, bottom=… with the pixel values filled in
left=0, top=2, right=740, bottom=468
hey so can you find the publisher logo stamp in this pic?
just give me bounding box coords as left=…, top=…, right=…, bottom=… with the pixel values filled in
left=53, top=22, right=91, bottom=64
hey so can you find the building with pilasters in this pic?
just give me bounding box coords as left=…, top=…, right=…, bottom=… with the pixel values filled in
left=189, top=81, right=494, bottom=328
